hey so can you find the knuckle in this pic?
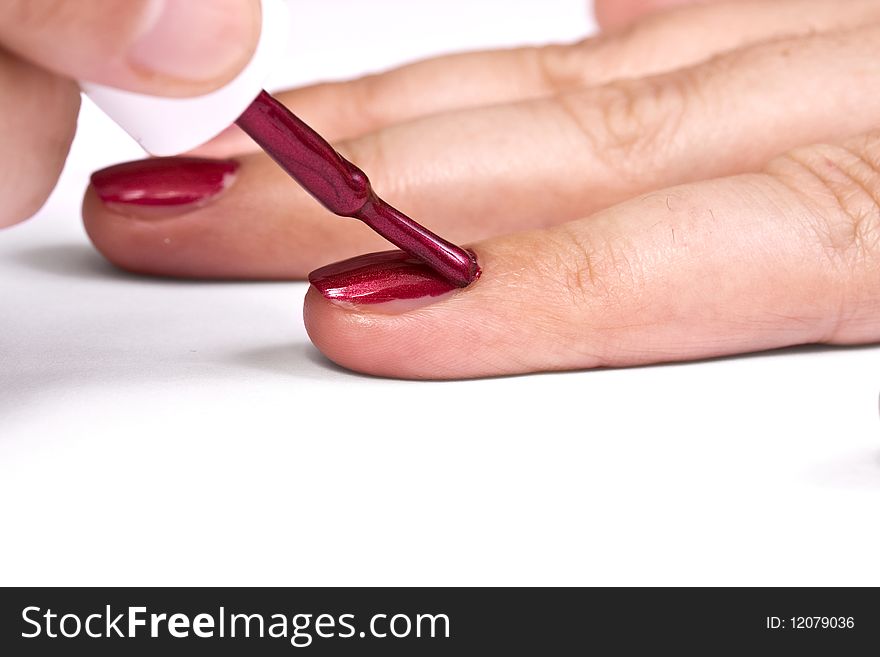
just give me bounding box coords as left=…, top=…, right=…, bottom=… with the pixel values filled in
left=771, top=137, right=880, bottom=267
left=530, top=41, right=592, bottom=93
left=561, top=73, right=691, bottom=179
left=767, top=135, right=880, bottom=340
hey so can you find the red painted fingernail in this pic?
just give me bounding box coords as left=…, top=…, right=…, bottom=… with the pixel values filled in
left=309, top=249, right=480, bottom=310
left=90, top=157, right=239, bottom=216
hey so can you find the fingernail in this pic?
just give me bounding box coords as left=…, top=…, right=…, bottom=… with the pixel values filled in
left=90, top=157, right=239, bottom=216
left=129, top=0, right=260, bottom=84
left=309, top=250, right=480, bottom=312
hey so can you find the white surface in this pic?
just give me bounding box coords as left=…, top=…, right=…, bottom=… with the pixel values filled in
left=83, top=0, right=289, bottom=155
left=1, top=0, right=879, bottom=586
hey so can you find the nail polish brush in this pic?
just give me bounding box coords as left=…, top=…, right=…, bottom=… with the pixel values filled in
left=80, top=0, right=479, bottom=287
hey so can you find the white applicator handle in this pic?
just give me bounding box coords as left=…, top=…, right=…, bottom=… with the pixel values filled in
left=81, top=0, right=289, bottom=156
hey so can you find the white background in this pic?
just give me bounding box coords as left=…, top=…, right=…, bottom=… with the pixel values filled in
left=1, top=0, right=879, bottom=586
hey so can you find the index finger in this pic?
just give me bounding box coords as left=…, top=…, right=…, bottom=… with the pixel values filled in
left=303, top=132, right=880, bottom=378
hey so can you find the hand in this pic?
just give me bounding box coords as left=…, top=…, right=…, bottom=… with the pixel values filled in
left=0, top=0, right=260, bottom=228
left=83, top=0, right=880, bottom=378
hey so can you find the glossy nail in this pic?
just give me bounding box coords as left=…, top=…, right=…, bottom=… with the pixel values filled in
left=309, top=249, right=480, bottom=310
left=129, top=0, right=260, bottom=84
left=90, top=157, right=239, bottom=214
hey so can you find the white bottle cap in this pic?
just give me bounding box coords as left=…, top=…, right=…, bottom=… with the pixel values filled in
left=81, top=0, right=288, bottom=156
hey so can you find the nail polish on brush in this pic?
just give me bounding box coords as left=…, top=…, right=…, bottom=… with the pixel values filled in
left=81, top=0, right=479, bottom=287
left=234, top=91, right=479, bottom=287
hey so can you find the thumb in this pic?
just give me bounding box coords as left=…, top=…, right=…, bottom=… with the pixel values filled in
left=303, top=135, right=880, bottom=379
left=0, top=0, right=261, bottom=96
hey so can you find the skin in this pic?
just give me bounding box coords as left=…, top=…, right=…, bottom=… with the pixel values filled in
left=7, top=0, right=880, bottom=378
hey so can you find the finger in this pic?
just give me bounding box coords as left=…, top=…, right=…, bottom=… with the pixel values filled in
left=0, top=0, right=260, bottom=97
left=594, top=0, right=716, bottom=32
left=193, top=0, right=880, bottom=156
left=189, top=44, right=593, bottom=156
left=303, top=131, right=880, bottom=379
left=85, top=24, right=880, bottom=277
left=591, top=0, right=880, bottom=83
left=188, top=44, right=576, bottom=156
left=0, top=51, right=79, bottom=228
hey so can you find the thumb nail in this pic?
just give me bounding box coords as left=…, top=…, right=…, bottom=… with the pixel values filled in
left=129, top=0, right=260, bottom=86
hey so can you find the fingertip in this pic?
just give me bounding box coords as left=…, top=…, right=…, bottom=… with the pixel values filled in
left=302, top=258, right=493, bottom=379
left=301, top=243, right=546, bottom=379
left=81, top=185, right=145, bottom=275
left=303, top=285, right=424, bottom=378
left=82, top=156, right=257, bottom=278
left=83, top=181, right=221, bottom=278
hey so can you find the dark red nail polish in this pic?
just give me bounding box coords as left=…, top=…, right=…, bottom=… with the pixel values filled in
left=309, top=249, right=481, bottom=306
left=90, top=157, right=239, bottom=209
